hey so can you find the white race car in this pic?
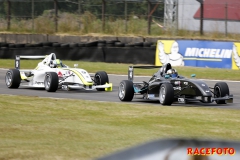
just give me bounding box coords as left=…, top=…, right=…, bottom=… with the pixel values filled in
left=5, top=53, right=112, bottom=92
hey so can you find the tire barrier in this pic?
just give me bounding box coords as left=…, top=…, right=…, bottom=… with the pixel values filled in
left=0, top=40, right=156, bottom=64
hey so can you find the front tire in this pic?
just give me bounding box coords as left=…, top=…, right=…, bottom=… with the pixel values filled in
left=214, top=82, right=229, bottom=104
left=94, top=71, right=109, bottom=91
left=44, top=72, right=59, bottom=92
left=5, top=69, right=21, bottom=88
left=159, top=83, right=174, bottom=105
left=118, top=80, right=134, bottom=101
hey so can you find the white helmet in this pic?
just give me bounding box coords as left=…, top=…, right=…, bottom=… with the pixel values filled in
left=166, top=69, right=178, bottom=78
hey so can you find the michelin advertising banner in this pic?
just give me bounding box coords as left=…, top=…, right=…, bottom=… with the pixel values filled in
left=155, top=40, right=240, bottom=70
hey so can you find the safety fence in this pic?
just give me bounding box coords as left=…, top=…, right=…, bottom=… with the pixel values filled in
left=0, top=0, right=165, bottom=35
left=1, top=0, right=239, bottom=35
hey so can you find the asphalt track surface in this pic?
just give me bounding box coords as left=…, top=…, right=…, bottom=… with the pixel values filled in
left=1, top=69, right=240, bottom=109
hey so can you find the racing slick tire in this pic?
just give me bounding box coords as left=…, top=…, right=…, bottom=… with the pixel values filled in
left=118, top=80, right=134, bottom=101
left=214, top=82, right=229, bottom=104
left=159, top=83, right=174, bottom=105
left=5, top=69, right=21, bottom=88
left=94, top=71, right=109, bottom=91
left=44, top=72, right=59, bottom=92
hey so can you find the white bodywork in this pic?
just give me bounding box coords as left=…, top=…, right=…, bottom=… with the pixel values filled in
left=18, top=53, right=112, bottom=91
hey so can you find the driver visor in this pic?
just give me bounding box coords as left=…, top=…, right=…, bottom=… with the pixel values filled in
left=171, top=73, right=178, bottom=78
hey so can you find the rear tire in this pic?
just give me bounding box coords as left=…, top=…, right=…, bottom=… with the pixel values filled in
left=44, top=72, right=59, bottom=92
left=5, top=69, right=21, bottom=88
left=118, top=80, right=134, bottom=101
left=94, top=71, right=109, bottom=91
left=159, top=83, right=174, bottom=105
left=214, top=82, right=229, bottom=104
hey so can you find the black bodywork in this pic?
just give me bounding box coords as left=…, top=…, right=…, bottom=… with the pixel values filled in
left=126, top=63, right=233, bottom=104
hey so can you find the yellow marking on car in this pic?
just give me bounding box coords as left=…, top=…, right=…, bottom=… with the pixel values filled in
left=63, top=68, right=93, bottom=85
left=105, top=83, right=113, bottom=91
left=34, top=66, right=39, bottom=70
left=20, top=72, right=27, bottom=80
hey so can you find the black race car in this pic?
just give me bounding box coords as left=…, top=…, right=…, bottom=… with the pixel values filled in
left=118, top=63, right=233, bottom=105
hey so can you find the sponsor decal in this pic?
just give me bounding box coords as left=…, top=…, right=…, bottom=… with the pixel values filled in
left=174, top=81, right=181, bottom=85
left=155, top=40, right=233, bottom=69
left=178, top=98, right=185, bottom=103
left=128, top=67, right=133, bottom=80
left=155, top=40, right=184, bottom=66
left=129, top=68, right=133, bottom=79
left=35, top=81, right=44, bottom=85
left=148, top=94, right=155, bottom=98
left=15, top=61, right=19, bottom=68
left=232, top=43, right=240, bottom=70
left=185, top=48, right=232, bottom=59
left=184, top=82, right=188, bottom=85
left=62, top=85, right=68, bottom=90
left=173, top=86, right=181, bottom=90
left=58, top=71, right=63, bottom=77
left=187, top=147, right=235, bottom=156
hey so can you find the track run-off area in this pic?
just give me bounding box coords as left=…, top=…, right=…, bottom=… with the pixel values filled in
left=0, top=69, right=240, bottom=109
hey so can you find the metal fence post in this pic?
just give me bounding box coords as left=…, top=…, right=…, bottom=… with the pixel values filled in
left=225, top=2, right=228, bottom=37
left=102, top=0, right=106, bottom=32
left=196, top=0, right=204, bottom=35
left=32, top=0, right=34, bottom=32
left=7, top=0, right=11, bottom=30
left=125, top=0, right=128, bottom=33
left=147, top=0, right=152, bottom=35
left=54, top=0, right=58, bottom=32
left=176, top=0, right=178, bottom=31
left=78, top=0, right=81, bottom=30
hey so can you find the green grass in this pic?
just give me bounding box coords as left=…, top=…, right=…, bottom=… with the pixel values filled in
left=1, top=59, right=240, bottom=81
left=0, top=95, right=240, bottom=160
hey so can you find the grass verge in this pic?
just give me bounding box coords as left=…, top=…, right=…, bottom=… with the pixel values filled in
left=1, top=59, right=240, bottom=81
left=0, top=94, right=240, bottom=159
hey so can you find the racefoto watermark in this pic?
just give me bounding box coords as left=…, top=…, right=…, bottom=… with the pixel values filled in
left=187, top=147, right=236, bottom=156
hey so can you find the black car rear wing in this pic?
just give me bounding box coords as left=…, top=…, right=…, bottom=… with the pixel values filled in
left=15, top=55, right=46, bottom=69
left=128, top=66, right=162, bottom=81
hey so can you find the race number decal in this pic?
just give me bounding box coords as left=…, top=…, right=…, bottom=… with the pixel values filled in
left=178, top=98, right=185, bottom=103
left=173, top=86, right=181, bottom=90
left=15, top=56, right=20, bottom=69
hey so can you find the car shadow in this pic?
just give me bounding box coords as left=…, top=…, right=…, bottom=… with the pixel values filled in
left=132, top=97, right=229, bottom=108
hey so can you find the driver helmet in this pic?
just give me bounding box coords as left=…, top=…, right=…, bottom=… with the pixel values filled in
left=166, top=69, right=178, bottom=78
left=50, top=59, right=62, bottom=68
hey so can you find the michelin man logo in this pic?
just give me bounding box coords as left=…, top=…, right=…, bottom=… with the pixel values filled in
left=232, top=44, right=240, bottom=68
left=158, top=41, right=184, bottom=66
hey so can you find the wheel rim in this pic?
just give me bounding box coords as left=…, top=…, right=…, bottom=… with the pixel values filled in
left=5, top=71, right=13, bottom=86
left=214, top=86, right=221, bottom=98
left=44, top=74, right=51, bottom=89
left=119, top=83, right=125, bottom=99
left=159, top=86, right=166, bottom=103
left=95, top=74, right=101, bottom=85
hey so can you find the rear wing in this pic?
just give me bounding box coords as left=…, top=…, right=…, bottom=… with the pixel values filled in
left=128, top=66, right=162, bottom=81
left=15, top=55, right=46, bottom=69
